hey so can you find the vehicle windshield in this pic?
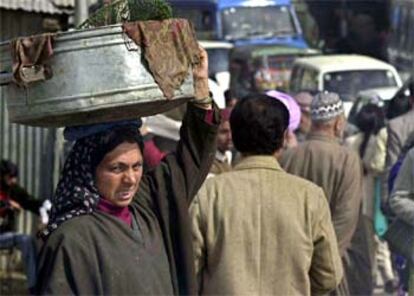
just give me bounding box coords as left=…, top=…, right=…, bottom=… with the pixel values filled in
left=221, top=6, right=296, bottom=41
left=323, top=70, right=398, bottom=101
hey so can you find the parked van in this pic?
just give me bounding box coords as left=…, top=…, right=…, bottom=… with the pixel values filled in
left=289, top=54, right=403, bottom=115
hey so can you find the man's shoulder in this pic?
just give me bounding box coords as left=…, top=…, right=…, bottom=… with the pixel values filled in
left=205, top=164, right=322, bottom=194
left=202, top=169, right=244, bottom=187
left=287, top=139, right=358, bottom=158
left=388, top=110, right=414, bottom=130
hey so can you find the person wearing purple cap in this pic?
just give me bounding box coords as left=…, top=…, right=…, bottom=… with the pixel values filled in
left=266, top=90, right=301, bottom=148
left=35, top=47, right=220, bottom=295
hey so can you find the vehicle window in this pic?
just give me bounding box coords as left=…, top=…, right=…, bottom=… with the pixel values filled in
left=323, top=70, right=398, bottom=101
left=173, top=7, right=216, bottom=39
left=300, top=68, right=318, bottom=92
left=221, top=6, right=296, bottom=41
left=290, top=66, right=304, bottom=93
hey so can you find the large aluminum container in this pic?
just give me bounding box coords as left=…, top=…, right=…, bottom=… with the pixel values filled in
left=0, top=24, right=194, bottom=127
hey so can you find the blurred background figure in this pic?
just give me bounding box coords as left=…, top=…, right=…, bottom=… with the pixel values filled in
left=385, top=83, right=414, bottom=173
left=345, top=103, right=397, bottom=292
left=346, top=103, right=386, bottom=219
left=0, top=160, right=42, bottom=293
left=224, top=89, right=238, bottom=108
left=388, top=146, right=414, bottom=296
left=209, top=107, right=233, bottom=176
left=294, top=92, right=313, bottom=143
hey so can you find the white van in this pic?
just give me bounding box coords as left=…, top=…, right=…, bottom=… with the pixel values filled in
left=289, top=54, right=403, bottom=115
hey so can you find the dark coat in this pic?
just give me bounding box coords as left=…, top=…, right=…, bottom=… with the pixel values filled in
left=36, top=103, right=219, bottom=295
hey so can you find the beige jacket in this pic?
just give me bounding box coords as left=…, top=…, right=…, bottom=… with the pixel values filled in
left=280, top=133, right=363, bottom=256
left=191, top=156, right=343, bottom=295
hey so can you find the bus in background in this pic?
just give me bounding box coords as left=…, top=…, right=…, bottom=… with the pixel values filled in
left=388, top=0, right=414, bottom=81
left=169, top=0, right=313, bottom=94
left=169, top=0, right=308, bottom=48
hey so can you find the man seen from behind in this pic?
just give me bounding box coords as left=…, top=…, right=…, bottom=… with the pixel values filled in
left=190, top=94, right=343, bottom=295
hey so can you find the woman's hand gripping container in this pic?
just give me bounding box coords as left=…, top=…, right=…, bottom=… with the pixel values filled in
left=0, top=20, right=198, bottom=127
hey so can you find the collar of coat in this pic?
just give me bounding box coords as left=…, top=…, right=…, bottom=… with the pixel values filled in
left=234, top=155, right=283, bottom=172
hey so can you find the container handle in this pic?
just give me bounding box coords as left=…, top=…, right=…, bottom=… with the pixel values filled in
left=122, top=32, right=139, bottom=52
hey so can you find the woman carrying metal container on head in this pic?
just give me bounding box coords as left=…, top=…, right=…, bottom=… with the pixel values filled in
left=35, top=47, right=219, bottom=295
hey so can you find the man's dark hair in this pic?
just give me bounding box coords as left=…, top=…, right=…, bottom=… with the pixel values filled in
left=230, top=94, right=290, bottom=155
left=0, top=159, right=18, bottom=189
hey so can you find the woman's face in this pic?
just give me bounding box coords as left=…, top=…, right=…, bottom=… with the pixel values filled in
left=95, top=142, right=143, bottom=207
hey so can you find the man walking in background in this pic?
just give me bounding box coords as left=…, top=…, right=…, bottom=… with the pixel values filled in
left=294, top=91, right=313, bottom=143
left=0, top=160, right=42, bottom=293
left=280, top=92, right=363, bottom=294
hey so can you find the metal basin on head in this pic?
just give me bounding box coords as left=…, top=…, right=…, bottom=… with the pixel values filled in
left=0, top=24, right=194, bottom=127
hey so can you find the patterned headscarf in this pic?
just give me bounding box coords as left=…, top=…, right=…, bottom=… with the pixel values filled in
left=41, top=121, right=142, bottom=238
left=41, top=135, right=103, bottom=238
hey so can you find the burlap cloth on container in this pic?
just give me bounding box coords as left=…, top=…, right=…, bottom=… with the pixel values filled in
left=123, top=19, right=200, bottom=99
left=11, top=33, right=55, bottom=86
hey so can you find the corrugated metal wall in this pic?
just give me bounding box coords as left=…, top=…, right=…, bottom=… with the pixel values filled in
left=0, top=9, right=64, bottom=235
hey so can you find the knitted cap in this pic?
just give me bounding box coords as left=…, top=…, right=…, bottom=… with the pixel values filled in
left=311, top=92, right=344, bottom=122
